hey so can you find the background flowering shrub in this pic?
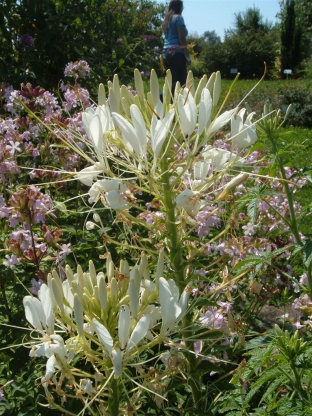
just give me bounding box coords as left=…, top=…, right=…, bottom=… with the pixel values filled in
left=1, top=64, right=312, bottom=414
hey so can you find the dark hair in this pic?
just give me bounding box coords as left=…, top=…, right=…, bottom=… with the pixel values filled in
left=168, top=0, right=183, bottom=14
left=162, top=1, right=184, bottom=33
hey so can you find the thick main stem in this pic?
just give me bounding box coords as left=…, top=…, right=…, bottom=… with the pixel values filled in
left=268, top=131, right=302, bottom=246
left=162, top=170, right=185, bottom=291
left=108, top=378, right=119, bottom=416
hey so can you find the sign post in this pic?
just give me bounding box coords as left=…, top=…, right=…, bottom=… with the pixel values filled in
left=284, top=69, right=292, bottom=79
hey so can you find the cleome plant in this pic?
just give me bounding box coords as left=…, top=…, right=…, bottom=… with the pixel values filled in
left=1, top=65, right=312, bottom=415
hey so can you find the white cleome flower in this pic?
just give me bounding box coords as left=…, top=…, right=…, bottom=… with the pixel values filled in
left=88, top=179, right=130, bottom=209
left=175, top=189, right=202, bottom=216
left=201, top=146, right=245, bottom=171
left=112, top=104, right=147, bottom=160
left=159, top=277, right=190, bottom=336
left=231, top=108, right=257, bottom=150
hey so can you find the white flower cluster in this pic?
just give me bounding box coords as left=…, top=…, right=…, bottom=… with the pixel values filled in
left=75, top=69, right=258, bottom=214
left=23, top=252, right=190, bottom=407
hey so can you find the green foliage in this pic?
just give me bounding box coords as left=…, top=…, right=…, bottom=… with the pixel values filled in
left=214, top=327, right=312, bottom=415
left=0, top=0, right=165, bottom=89
left=231, top=6, right=274, bottom=35
left=280, top=0, right=303, bottom=73
left=199, top=27, right=278, bottom=79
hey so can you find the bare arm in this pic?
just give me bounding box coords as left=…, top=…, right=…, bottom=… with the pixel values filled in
left=177, top=25, right=189, bottom=58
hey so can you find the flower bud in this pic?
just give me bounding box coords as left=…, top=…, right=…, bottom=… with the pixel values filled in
left=110, top=277, right=118, bottom=304
left=155, top=249, right=164, bottom=287
left=97, top=276, right=107, bottom=311
left=217, top=173, right=249, bottom=200
left=74, top=294, right=84, bottom=336
left=98, top=83, right=106, bottom=106
left=93, top=213, right=101, bottom=223
left=89, top=260, right=97, bottom=287
left=86, top=221, right=96, bottom=230
left=51, top=278, right=64, bottom=314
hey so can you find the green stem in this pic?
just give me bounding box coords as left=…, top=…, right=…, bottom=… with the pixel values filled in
left=267, top=131, right=302, bottom=246
left=108, top=378, right=119, bottom=416
left=0, top=272, right=12, bottom=322
left=290, top=365, right=308, bottom=401
left=182, top=312, right=202, bottom=409
left=162, top=170, right=185, bottom=290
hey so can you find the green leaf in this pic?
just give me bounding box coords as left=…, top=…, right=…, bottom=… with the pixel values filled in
left=247, top=198, right=259, bottom=223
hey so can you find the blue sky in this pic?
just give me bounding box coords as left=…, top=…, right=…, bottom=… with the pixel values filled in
left=156, top=0, right=281, bottom=40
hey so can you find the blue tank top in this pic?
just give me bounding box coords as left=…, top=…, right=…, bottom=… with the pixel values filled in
left=164, top=15, right=188, bottom=49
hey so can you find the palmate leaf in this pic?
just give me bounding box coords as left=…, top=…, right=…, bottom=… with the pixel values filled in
left=233, top=254, right=271, bottom=274
left=236, top=184, right=276, bottom=211
left=243, top=365, right=285, bottom=407
left=259, top=375, right=288, bottom=405
left=276, top=397, right=309, bottom=416
left=303, top=237, right=312, bottom=268
left=247, top=198, right=259, bottom=223
left=244, top=333, right=274, bottom=350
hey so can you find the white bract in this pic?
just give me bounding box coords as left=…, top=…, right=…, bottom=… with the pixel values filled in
left=159, top=277, right=190, bottom=336
left=175, top=189, right=202, bottom=216
left=88, top=179, right=130, bottom=209
left=231, top=108, right=257, bottom=150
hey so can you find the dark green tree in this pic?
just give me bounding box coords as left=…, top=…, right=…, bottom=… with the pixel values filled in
left=280, top=0, right=303, bottom=74
left=231, top=6, right=274, bottom=35
left=0, top=0, right=165, bottom=90
left=202, top=30, right=221, bottom=45
left=199, top=7, right=277, bottom=79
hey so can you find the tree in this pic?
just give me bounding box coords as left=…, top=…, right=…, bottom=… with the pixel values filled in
left=279, top=0, right=312, bottom=62
left=203, top=30, right=221, bottom=45
left=231, top=7, right=273, bottom=35
left=280, top=0, right=303, bottom=74
left=199, top=7, right=278, bottom=79
left=0, top=0, right=165, bottom=90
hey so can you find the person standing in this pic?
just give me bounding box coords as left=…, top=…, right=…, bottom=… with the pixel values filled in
left=162, top=0, right=190, bottom=95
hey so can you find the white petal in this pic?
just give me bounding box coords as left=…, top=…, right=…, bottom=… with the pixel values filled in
left=175, top=189, right=201, bottom=215
left=194, top=74, right=208, bottom=104
left=112, top=112, right=142, bottom=156
left=23, top=296, right=44, bottom=331
left=45, top=355, right=57, bottom=381
left=38, top=284, right=54, bottom=333
left=118, top=305, right=131, bottom=349
left=197, top=88, right=212, bottom=138
left=93, top=318, right=113, bottom=354
left=178, top=91, right=197, bottom=138
left=193, top=160, right=210, bottom=180
left=130, top=104, right=147, bottom=158
left=208, top=109, right=235, bottom=138
left=151, top=108, right=174, bottom=160
left=76, top=165, right=101, bottom=186
left=80, top=379, right=96, bottom=394
left=106, top=190, right=129, bottom=210
left=126, top=314, right=150, bottom=353
left=159, top=277, right=172, bottom=311
left=97, top=275, right=107, bottom=310
left=90, top=114, right=104, bottom=154
left=97, top=179, right=127, bottom=192
left=159, top=278, right=182, bottom=332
